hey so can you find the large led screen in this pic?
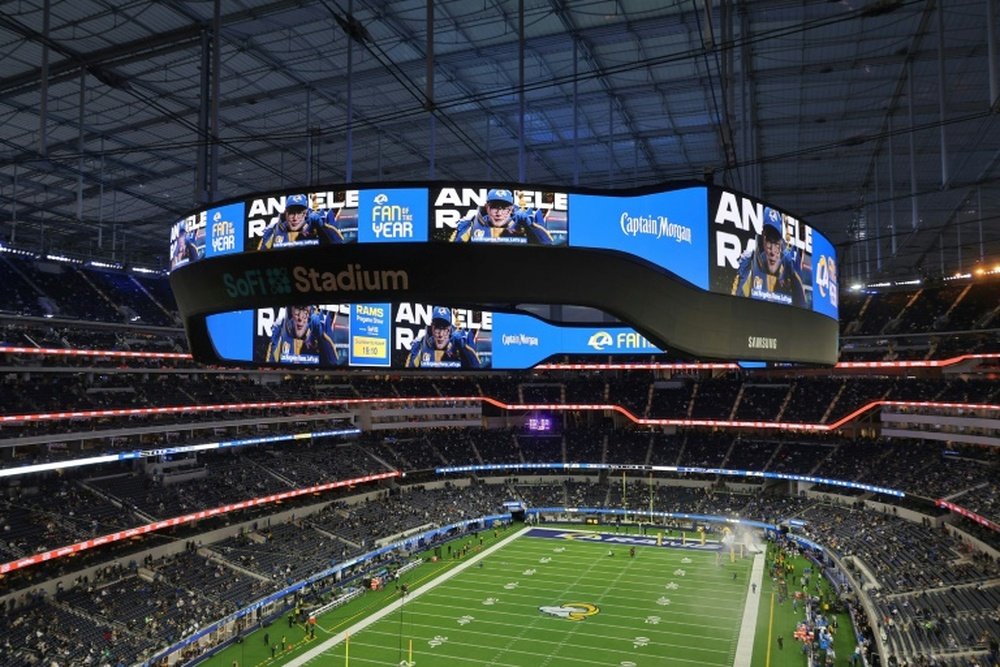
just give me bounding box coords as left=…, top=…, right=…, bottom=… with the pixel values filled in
left=430, top=186, right=568, bottom=245
left=708, top=189, right=838, bottom=316
left=206, top=303, right=663, bottom=370
left=172, top=181, right=839, bottom=367
left=171, top=183, right=835, bottom=320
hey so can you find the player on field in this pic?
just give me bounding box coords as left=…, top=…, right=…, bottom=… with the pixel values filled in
left=171, top=222, right=201, bottom=267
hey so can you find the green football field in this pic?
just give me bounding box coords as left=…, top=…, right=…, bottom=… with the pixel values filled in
left=292, top=526, right=750, bottom=667
left=206, top=524, right=852, bottom=667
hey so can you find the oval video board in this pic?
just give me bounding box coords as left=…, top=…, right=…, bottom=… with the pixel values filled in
left=169, top=181, right=839, bottom=368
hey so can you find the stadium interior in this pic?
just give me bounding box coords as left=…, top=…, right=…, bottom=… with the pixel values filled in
left=2, top=2, right=1000, bottom=667
left=1, top=249, right=998, bottom=667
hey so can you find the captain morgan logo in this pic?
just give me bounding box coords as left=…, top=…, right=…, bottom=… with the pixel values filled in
left=501, top=333, right=539, bottom=346
left=619, top=212, right=692, bottom=243
left=539, top=602, right=600, bottom=621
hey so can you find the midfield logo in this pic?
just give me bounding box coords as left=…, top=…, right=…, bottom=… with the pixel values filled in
left=538, top=602, right=600, bottom=621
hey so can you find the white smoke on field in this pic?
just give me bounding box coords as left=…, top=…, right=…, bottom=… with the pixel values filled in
left=740, top=526, right=766, bottom=555
left=720, top=528, right=736, bottom=550
left=721, top=525, right=767, bottom=556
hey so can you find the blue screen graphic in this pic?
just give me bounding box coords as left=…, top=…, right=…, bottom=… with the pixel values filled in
left=204, top=202, right=246, bottom=258
left=810, top=232, right=839, bottom=320
left=568, top=187, right=708, bottom=289
left=358, top=189, right=428, bottom=243
left=491, top=312, right=663, bottom=368
left=206, top=310, right=254, bottom=361
left=349, top=303, right=392, bottom=366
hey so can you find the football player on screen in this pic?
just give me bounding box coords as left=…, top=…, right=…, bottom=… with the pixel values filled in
left=310, top=192, right=349, bottom=244
left=731, top=207, right=806, bottom=308
left=405, top=306, right=481, bottom=369
left=450, top=188, right=553, bottom=244
left=171, top=222, right=201, bottom=266
left=317, top=208, right=348, bottom=243
left=265, top=305, right=342, bottom=366
left=258, top=194, right=316, bottom=249
left=258, top=194, right=346, bottom=249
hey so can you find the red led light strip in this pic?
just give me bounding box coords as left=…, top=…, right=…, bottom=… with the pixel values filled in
left=0, top=470, right=400, bottom=576
left=833, top=352, right=1000, bottom=369
left=0, top=346, right=191, bottom=359
left=825, top=399, right=1000, bottom=431
left=0, top=397, right=481, bottom=423
left=3, top=346, right=998, bottom=370
left=2, top=397, right=997, bottom=431
left=935, top=499, right=1000, bottom=533
left=536, top=352, right=1000, bottom=370
left=478, top=398, right=831, bottom=431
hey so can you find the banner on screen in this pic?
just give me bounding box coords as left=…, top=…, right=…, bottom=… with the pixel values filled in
left=206, top=303, right=670, bottom=370
left=568, top=187, right=708, bottom=289
left=431, top=186, right=569, bottom=245
left=709, top=189, right=816, bottom=310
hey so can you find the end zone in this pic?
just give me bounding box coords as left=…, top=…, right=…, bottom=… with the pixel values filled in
left=522, top=526, right=723, bottom=551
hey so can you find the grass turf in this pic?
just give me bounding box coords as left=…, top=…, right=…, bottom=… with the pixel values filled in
left=202, top=525, right=852, bottom=667
left=752, top=549, right=855, bottom=667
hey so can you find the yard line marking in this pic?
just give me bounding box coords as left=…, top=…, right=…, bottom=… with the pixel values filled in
left=401, top=605, right=737, bottom=636
left=355, top=630, right=731, bottom=666
left=282, top=525, right=530, bottom=667
left=363, top=621, right=733, bottom=655
left=415, top=587, right=743, bottom=615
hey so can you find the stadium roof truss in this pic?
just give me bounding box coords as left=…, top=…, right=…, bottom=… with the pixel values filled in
left=0, top=0, right=998, bottom=282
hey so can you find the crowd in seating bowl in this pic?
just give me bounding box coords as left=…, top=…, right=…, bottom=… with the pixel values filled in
left=1, top=256, right=999, bottom=666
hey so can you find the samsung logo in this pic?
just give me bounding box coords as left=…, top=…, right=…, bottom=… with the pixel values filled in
left=747, top=336, right=778, bottom=350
